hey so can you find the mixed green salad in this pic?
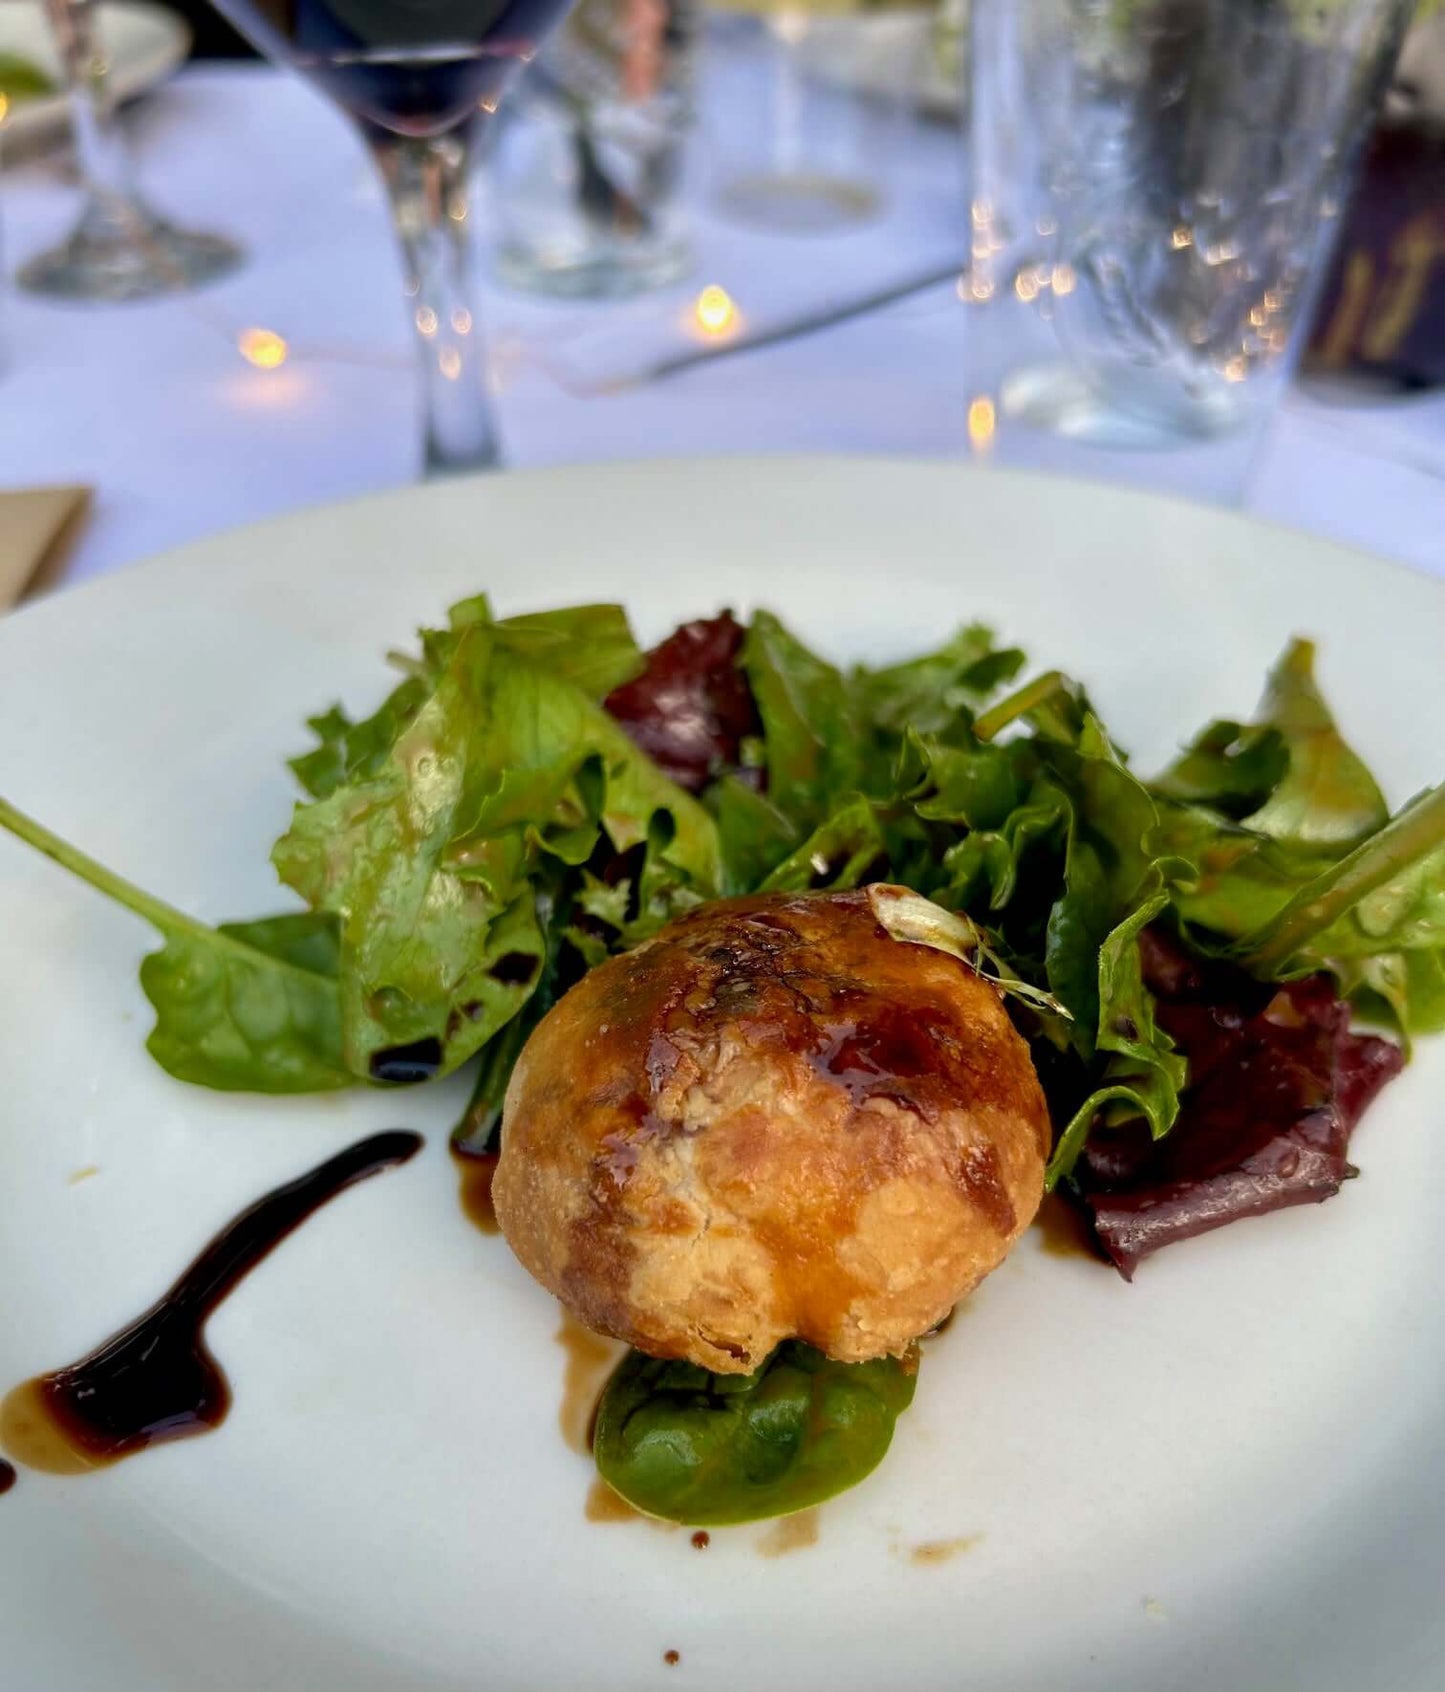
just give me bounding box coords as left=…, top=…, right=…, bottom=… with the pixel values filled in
left=3, top=595, right=1442, bottom=1524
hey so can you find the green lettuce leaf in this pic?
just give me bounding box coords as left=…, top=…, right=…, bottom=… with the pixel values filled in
left=273, top=621, right=719, bottom=1080
left=757, top=797, right=886, bottom=893
left=1151, top=720, right=1288, bottom=817
left=1233, top=783, right=1445, bottom=1035
left=289, top=600, right=643, bottom=801
left=741, top=611, right=864, bottom=831
left=853, top=623, right=1024, bottom=740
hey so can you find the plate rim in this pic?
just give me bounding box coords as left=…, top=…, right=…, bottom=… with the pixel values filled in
left=16, top=453, right=1444, bottom=637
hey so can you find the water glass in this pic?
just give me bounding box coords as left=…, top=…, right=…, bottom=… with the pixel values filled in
left=966, top=0, right=1418, bottom=445
left=489, top=0, right=697, bottom=297
left=708, top=6, right=925, bottom=233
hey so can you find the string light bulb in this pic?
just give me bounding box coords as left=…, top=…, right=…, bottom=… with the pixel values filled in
left=967, top=395, right=997, bottom=454
left=693, top=284, right=738, bottom=338
left=238, top=327, right=289, bottom=370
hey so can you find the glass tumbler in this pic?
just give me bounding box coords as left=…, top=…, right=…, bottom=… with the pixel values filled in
left=708, top=4, right=925, bottom=233
left=489, top=0, right=697, bottom=297
left=965, top=0, right=1418, bottom=445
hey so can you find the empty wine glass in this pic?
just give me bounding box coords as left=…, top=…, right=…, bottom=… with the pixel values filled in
left=208, top=0, right=582, bottom=474
left=19, top=0, right=242, bottom=301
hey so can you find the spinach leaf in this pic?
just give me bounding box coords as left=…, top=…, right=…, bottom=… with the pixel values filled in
left=0, top=797, right=352, bottom=1093
left=593, top=1341, right=918, bottom=1525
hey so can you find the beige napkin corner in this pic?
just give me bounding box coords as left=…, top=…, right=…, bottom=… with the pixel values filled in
left=0, top=486, right=92, bottom=609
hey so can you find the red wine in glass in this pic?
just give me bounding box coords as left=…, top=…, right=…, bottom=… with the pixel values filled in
left=214, top=0, right=576, bottom=136
left=209, top=0, right=580, bottom=468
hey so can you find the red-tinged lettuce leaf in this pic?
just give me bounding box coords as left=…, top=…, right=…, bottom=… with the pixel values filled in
left=604, top=612, right=759, bottom=794
left=1074, top=930, right=1403, bottom=1277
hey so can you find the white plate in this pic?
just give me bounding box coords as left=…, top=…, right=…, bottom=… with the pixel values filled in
left=0, top=0, right=188, bottom=151
left=1, top=458, right=1443, bottom=1692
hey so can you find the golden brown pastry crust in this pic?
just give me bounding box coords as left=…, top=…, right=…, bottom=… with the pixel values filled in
left=493, top=888, right=1049, bottom=1373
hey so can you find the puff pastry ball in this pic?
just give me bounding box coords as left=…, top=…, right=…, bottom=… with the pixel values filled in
left=492, top=887, right=1050, bottom=1373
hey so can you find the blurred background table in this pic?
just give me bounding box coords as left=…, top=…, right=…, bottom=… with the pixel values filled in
left=2, top=48, right=1443, bottom=587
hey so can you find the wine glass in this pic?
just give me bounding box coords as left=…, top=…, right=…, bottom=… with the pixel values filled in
left=19, top=0, right=243, bottom=301
left=207, top=0, right=581, bottom=474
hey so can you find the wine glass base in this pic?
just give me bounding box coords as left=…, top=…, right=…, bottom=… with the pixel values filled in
left=18, top=215, right=243, bottom=303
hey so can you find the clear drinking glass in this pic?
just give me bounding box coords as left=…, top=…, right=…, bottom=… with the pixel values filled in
left=207, top=0, right=582, bottom=474
left=965, top=0, right=1417, bottom=445
left=708, top=5, right=924, bottom=233
left=489, top=0, right=696, bottom=297
left=19, top=0, right=242, bottom=301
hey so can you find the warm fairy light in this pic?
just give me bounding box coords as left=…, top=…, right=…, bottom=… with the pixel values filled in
left=693, top=285, right=738, bottom=338
left=1050, top=263, right=1075, bottom=296
left=439, top=347, right=463, bottom=380
left=1221, top=354, right=1249, bottom=383
left=238, top=327, right=288, bottom=370
left=967, top=395, right=997, bottom=453
left=451, top=308, right=473, bottom=335
left=415, top=306, right=438, bottom=337
left=1170, top=225, right=1194, bottom=249
left=1014, top=268, right=1041, bottom=303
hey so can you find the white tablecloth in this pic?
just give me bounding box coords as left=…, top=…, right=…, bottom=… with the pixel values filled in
left=3, top=61, right=1443, bottom=586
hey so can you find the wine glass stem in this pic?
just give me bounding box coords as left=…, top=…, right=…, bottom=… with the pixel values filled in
left=45, top=0, right=145, bottom=222
left=367, top=124, right=502, bottom=477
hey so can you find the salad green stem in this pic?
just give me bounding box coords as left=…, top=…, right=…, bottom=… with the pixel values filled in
left=972, top=671, right=1066, bottom=742
left=1238, top=782, right=1445, bottom=974
left=0, top=794, right=211, bottom=943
